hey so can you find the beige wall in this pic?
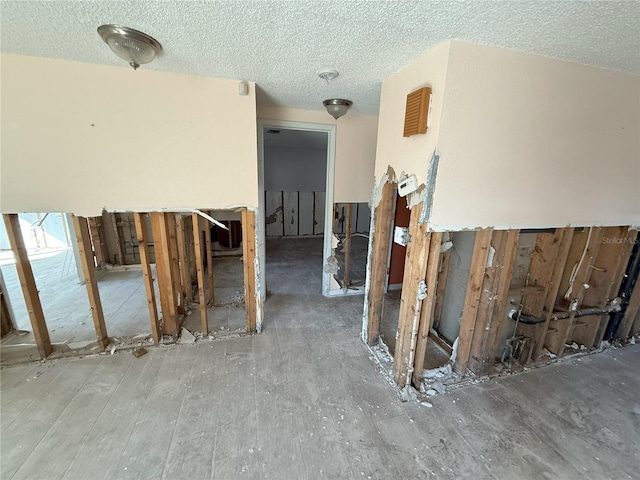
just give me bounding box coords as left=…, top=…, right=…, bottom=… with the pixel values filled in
left=374, top=41, right=451, bottom=186
left=431, top=41, right=640, bottom=229
left=257, top=106, right=378, bottom=203
left=1, top=54, right=258, bottom=217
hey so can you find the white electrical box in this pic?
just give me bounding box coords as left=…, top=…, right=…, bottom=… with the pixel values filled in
left=394, top=226, right=411, bottom=246
left=398, top=174, right=418, bottom=197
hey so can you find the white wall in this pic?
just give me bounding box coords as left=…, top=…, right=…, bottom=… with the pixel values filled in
left=374, top=41, right=451, bottom=188
left=257, top=106, right=378, bottom=203
left=264, top=145, right=327, bottom=192
left=1, top=54, right=258, bottom=217
left=430, top=41, right=640, bottom=230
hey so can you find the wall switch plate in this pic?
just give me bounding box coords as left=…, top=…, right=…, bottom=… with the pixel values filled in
left=394, top=226, right=411, bottom=246
left=398, top=174, right=418, bottom=197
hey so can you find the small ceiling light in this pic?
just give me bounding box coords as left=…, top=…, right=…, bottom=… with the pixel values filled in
left=323, top=99, right=352, bottom=120
left=97, top=25, right=162, bottom=70
left=318, top=69, right=339, bottom=84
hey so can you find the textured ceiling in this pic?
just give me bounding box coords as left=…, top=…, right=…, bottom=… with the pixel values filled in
left=2, top=1, right=639, bottom=115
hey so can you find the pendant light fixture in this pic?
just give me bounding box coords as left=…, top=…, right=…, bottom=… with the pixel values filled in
left=323, top=99, right=353, bottom=120
left=97, top=25, right=162, bottom=70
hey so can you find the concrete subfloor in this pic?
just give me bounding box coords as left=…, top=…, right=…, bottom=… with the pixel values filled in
left=2, top=238, right=639, bottom=479
left=1, top=248, right=246, bottom=352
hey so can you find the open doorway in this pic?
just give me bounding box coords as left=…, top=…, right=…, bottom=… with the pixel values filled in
left=258, top=120, right=340, bottom=299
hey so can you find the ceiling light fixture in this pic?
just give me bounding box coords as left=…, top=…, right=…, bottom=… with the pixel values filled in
left=318, top=69, right=339, bottom=83
left=97, top=25, right=162, bottom=70
left=323, top=99, right=353, bottom=120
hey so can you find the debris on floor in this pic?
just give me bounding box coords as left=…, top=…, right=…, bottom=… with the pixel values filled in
left=132, top=347, right=148, bottom=358
left=178, top=327, right=196, bottom=344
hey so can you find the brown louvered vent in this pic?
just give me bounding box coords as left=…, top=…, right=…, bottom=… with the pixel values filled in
left=403, top=87, right=431, bottom=137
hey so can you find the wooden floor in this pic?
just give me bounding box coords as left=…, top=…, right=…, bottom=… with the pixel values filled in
left=1, top=238, right=639, bottom=479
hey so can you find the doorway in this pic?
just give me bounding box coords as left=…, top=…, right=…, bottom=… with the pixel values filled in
left=257, top=120, right=335, bottom=297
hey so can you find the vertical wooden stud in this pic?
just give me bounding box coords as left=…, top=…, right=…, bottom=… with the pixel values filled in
left=455, top=228, right=493, bottom=374
left=192, top=213, right=208, bottom=335
left=109, top=212, right=124, bottom=265
left=2, top=214, right=53, bottom=358
left=393, top=204, right=430, bottom=388
left=176, top=215, right=192, bottom=305
left=529, top=228, right=575, bottom=360
left=150, top=212, right=179, bottom=336
left=133, top=213, right=161, bottom=345
left=412, top=231, right=442, bottom=387
left=204, top=216, right=215, bottom=306
left=166, top=215, right=184, bottom=315
left=242, top=209, right=257, bottom=333
left=366, top=182, right=394, bottom=345
left=72, top=215, right=109, bottom=351
left=343, top=203, right=353, bottom=288
left=547, top=228, right=603, bottom=355
left=467, top=229, right=520, bottom=374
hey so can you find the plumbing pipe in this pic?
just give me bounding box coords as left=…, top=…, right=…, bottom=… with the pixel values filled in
left=404, top=280, right=427, bottom=391
left=508, top=299, right=622, bottom=325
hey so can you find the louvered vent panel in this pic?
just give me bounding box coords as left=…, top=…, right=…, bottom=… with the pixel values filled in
left=403, top=87, right=431, bottom=137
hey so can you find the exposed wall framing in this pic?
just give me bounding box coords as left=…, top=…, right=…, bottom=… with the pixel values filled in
left=363, top=216, right=640, bottom=389
left=2, top=214, right=53, bottom=358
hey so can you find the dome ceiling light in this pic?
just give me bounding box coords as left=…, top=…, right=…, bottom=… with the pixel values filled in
left=323, top=99, right=353, bottom=120
left=97, top=25, right=162, bottom=70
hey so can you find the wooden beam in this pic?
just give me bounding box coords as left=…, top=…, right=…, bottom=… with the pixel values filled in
left=150, top=212, right=179, bottom=336
left=192, top=213, right=208, bottom=335
left=242, top=209, right=257, bottom=333
left=432, top=232, right=452, bottom=331
left=412, top=231, right=442, bottom=387
left=175, top=215, right=192, bottom=305
left=529, top=228, right=575, bottom=361
left=468, top=229, right=520, bottom=374
left=204, top=216, right=215, bottom=306
left=133, top=213, right=161, bottom=345
left=2, top=214, right=53, bottom=358
left=366, top=182, right=394, bottom=345
left=547, top=227, right=603, bottom=355
left=166, top=215, right=184, bottom=315
left=87, top=217, right=106, bottom=268
left=72, top=215, right=109, bottom=351
left=393, top=203, right=430, bottom=388
left=455, top=228, right=493, bottom=374
left=343, top=204, right=353, bottom=288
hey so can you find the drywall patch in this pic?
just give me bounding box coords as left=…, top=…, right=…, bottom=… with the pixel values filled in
left=371, top=166, right=398, bottom=209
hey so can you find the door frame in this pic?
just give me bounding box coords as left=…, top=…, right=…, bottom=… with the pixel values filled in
left=257, top=119, right=337, bottom=297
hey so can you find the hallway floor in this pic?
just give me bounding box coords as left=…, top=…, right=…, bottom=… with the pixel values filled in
left=1, top=238, right=638, bottom=479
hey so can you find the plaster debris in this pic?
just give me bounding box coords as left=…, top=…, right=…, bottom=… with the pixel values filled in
left=420, top=401, right=433, bottom=408
left=423, top=364, right=452, bottom=379
left=178, top=327, right=196, bottom=344
left=630, top=337, right=636, bottom=345
left=425, top=389, right=437, bottom=396
left=432, top=380, right=446, bottom=395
